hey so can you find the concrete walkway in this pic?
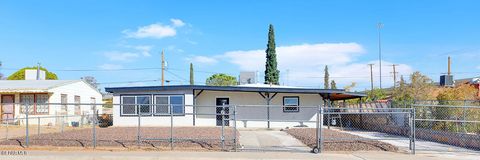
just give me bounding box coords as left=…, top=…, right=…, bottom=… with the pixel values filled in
left=336, top=128, right=480, bottom=160
left=238, top=129, right=311, bottom=152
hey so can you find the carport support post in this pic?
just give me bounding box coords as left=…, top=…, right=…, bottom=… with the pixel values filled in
left=193, top=89, right=204, bottom=126
left=258, top=92, right=276, bottom=129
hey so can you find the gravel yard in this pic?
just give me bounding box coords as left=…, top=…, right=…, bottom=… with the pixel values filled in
left=0, top=127, right=237, bottom=151
left=285, top=128, right=398, bottom=152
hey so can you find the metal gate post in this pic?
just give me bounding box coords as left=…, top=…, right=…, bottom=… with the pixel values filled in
left=319, top=107, right=324, bottom=153
left=409, top=108, right=412, bottom=151
left=25, top=103, right=29, bottom=148
left=315, top=105, right=321, bottom=154
left=170, top=104, right=174, bottom=150
left=137, top=104, right=141, bottom=147
left=61, top=115, right=65, bottom=133
left=6, top=120, right=9, bottom=140
left=221, top=106, right=225, bottom=151
left=92, top=105, right=97, bottom=149
left=80, top=114, right=84, bottom=128
left=233, top=105, right=237, bottom=152
left=37, top=117, right=40, bottom=135
left=463, top=100, right=467, bottom=132
left=412, top=107, right=416, bottom=154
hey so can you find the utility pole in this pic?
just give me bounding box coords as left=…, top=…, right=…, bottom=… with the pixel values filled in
left=36, top=62, right=41, bottom=80
left=377, top=22, right=384, bottom=89
left=161, top=50, right=165, bottom=86
left=368, top=64, right=374, bottom=91
left=391, top=64, right=398, bottom=88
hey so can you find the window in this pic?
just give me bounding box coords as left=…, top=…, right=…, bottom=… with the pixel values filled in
left=121, top=95, right=151, bottom=116
left=61, top=94, right=68, bottom=113
left=154, top=95, right=184, bottom=115
left=90, top=97, right=96, bottom=110
left=20, top=94, right=49, bottom=115
left=283, top=96, right=299, bottom=112
left=74, top=96, right=81, bottom=115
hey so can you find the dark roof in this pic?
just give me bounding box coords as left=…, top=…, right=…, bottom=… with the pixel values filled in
left=105, top=85, right=366, bottom=100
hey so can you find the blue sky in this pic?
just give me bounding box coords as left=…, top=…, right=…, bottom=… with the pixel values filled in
left=0, top=1, right=479, bottom=91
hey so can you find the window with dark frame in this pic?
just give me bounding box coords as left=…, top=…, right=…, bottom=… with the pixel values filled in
left=283, top=96, right=299, bottom=112
left=121, top=95, right=151, bottom=116
left=154, top=95, right=184, bottom=115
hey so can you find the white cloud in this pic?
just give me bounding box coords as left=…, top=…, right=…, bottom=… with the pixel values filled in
left=123, top=23, right=176, bottom=39
left=477, top=65, right=480, bottom=70
left=104, top=51, right=139, bottom=62
left=171, top=18, right=185, bottom=27
left=218, top=43, right=414, bottom=90
left=187, top=56, right=218, bottom=65
left=131, top=45, right=152, bottom=56
left=99, top=64, right=123, bottom=70
left=122, top=19, right=186, bottom=39
left=222, top=43, right=365, bottom=71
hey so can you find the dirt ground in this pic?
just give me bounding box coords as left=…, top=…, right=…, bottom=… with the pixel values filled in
left=0, top=125, right=84, bottom=140
left=285, top=128, right=398, bottom=152
left=0, top=127, right=238, bottom=151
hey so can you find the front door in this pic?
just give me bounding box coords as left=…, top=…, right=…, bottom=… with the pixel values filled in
left=1, top=95, right=15, bottom=123
left=216, top=98, right=230, bottom=126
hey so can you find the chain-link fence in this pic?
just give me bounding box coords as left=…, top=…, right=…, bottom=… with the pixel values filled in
left=3, top=100, right=479, bottom=154
left=318, top=106, right=414, bottom=154
left=0, top=102, right=238, bottom=151
left=412, top=100, right=480, bottom=151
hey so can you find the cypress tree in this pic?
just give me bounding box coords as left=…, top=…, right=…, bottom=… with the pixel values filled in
left=331, top=80, right=337, bottom=89
left=324, top=65, right=329, bottom=89
left=264, top=24, right=280, bottom=85
left=189, top=63, right=194, bottom=85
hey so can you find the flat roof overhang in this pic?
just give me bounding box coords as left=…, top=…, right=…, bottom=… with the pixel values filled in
left=105, top=85, right=366, bottom=100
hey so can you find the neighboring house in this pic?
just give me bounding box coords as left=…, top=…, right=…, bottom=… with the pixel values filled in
left=455, top=77, right=480, bottom=97
left=0, top=80, right=103, bottom=126
left=105, top=84, right=365, bottom=128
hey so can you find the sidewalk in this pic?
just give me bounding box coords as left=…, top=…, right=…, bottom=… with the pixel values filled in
left=0, top=150, right=467, bottom=160
left=337, top=129, right=480, bottom=160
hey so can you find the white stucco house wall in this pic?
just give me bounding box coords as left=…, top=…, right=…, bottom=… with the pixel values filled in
left=105, top=84, right=365, bottom=128
left=0, top=80, right=103, bottom=126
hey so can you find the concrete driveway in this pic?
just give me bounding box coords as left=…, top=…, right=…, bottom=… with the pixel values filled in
left=238, top=129, right=311, bottom=152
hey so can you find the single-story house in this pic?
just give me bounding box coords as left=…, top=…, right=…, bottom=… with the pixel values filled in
left=0, top=80, right=103, bottom=126
left=105, top=84, right=365, bottom=128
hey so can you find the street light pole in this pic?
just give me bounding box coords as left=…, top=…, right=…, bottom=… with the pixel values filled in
left=377, top=22, right=384, bottom=89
